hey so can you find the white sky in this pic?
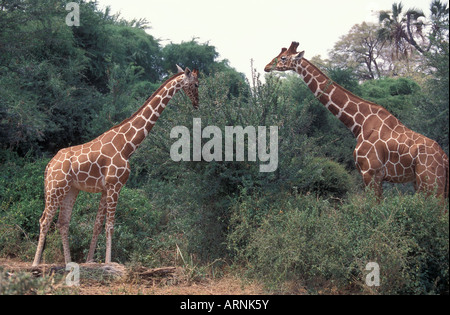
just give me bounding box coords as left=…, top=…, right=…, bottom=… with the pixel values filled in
left=95, top=0, right=434, bottom=80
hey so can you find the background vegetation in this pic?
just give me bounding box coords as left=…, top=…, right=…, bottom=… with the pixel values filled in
left=0, top=0, right=448, bottom=294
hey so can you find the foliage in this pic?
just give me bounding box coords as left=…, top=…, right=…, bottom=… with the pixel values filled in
left=292, top=157, right=355, bottom=198
left=0, top=268, right=54, bottom=295
left=162, top=39, right=224, bottom=75
left=228, top=190, right=449, bottom=294
left=330, top=22, right=387, bottom=80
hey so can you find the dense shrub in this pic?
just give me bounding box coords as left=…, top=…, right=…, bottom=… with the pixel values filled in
left=228, top=189, right=449, bottom=294
left=292, top=157, right=354, bottom=198
left=0, top=268, right=53, bottom=295
left=0, top=154, right=48, bottom=259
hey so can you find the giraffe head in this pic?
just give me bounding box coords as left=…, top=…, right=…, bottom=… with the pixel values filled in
left=177, top=65, right=200, bottom=109
left=264, top=41, right=305, bottom=73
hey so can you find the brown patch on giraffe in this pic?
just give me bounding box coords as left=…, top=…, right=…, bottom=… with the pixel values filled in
left=122, top=143, right=135, bottom=159
left=142, top=106, right=153, bottom=119
left=118, top=122, right=132, bottom=135
left=380, top=124, right=392, bottom=138
left=328, top=104, right=340, bottom=116
left=330, top=90, right=347, bottom=107
left=355, top=113, right=365, bottom=125
left=91, top=141, right=102, bottom=152
left=132, top=116, right=146, bottom=130
left=77, top=172, right=89, bottom=182
left=358, top=141, right=372, bottom=155
left=308, top=79, right=318, bottom=93
left=344, top=103, right=358, bottom=116
left=358, top=104, right=371, bottom=116
left=124, top=127, right=137, bottom=142
left=391, top=130, right=400, bottom=140
left=384, top=115, right=398, bottom=129
left=352, top=125, right=362, bottom=136
left=101, top=143, right=116, bottom=157
left=340, top=112, right=354, bottom=129
left=90, top=164, right=101, bottom=178
left=112, top=153, right=125, bottom=166
left=100, top=132, right=115, bottom=145
left=78, top=154, right=89, bottom=165
left=150, top=113, right=160, bottom=122
left=113, top=134, right=126, bottom=149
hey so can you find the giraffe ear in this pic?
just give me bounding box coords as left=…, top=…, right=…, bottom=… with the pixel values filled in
left=176, top=64, right=184, bottom=73
left=294, top=51, right=305, bottom=60
left=184, top=67, right=192, bottom=77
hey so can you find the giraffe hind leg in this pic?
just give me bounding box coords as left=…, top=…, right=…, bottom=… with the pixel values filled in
left=33, top=188, right=67, bottom=266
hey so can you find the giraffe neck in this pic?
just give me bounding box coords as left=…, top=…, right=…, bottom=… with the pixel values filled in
left=295, top=59, right=373, bottom=137
left=103, top=73, right=185, bottom=160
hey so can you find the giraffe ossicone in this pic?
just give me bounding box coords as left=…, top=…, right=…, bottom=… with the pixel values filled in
left=32, top=67, right=199, bottom=266
left=265, top=42, right=449, bottom=199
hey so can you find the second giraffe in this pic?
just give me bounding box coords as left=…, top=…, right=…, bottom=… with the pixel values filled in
left=265, top=42, right=448, bottom=199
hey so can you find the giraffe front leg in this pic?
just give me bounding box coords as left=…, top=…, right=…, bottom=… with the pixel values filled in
left=86, top=192, right=107, bottom=263
left=355, top=147, right=384, bottom=199
left=361, top=170, right=384, bottom=199
left=57, top=187, right=79, bottom=265
left=104, top=186, right=121, bottom=264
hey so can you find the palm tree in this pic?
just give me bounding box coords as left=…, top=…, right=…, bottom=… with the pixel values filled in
left=379, top=1, right=449, bottom=57
left=378, top=2, right=425, bottom=60
left=428, top=0, right=449, bottom=45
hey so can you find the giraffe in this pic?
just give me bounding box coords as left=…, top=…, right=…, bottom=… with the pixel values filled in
left=32, top=66, right=199, bottom=266
left=265, top=42, right=449, bottom=199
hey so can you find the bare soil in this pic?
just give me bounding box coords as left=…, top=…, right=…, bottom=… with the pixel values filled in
left=0, top=258, right=267, bottom=295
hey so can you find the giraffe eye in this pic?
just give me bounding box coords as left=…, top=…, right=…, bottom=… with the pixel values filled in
left=281, top=56, right=287, bottom=61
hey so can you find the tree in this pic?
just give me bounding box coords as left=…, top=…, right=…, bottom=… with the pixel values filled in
left=379, top=1, right=449, bottom=56
left=330, top=22, right=386, bottom=80
left=0, top=0, right=163, bottom=153
left=161, top=39, right=221, bottom=75
left=419, top=0, right=449, bottom=152
left=378, top=2, right=422, bottom=60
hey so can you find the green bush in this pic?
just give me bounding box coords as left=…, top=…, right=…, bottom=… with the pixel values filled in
left=0, top=155, right=48, bottom=236
left=341, top=192, right=449, bottom=294
left=293, top=157, right=354, bottom=198
left=0, top=268, right=53, bottom=295
left=228, top=189, right=449, bottom=294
